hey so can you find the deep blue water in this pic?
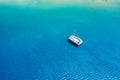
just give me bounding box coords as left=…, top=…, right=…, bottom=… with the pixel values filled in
left=0, top=5, right=120, bottom=80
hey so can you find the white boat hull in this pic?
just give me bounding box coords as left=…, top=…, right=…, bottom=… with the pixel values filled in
left=68, top=35, right=83, bottom=46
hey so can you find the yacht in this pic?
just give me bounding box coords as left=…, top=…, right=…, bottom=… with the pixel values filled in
left=68, top=35, right=83, bottom=46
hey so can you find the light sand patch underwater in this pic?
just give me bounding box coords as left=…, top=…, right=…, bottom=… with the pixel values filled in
left=0, top=0, right=120, bottom=9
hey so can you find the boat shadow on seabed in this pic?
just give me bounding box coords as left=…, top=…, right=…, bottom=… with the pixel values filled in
left=67, top=39, right=80, bottom=47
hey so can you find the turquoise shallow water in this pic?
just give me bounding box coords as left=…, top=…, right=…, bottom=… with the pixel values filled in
left=0, top=5, right=120, bottom=80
